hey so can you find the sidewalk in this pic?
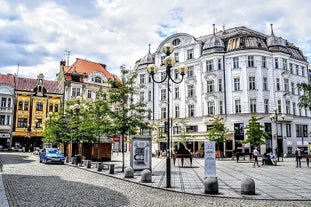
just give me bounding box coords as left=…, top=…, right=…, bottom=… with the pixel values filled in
left=76, top=152, right=311, bottom=200
left=0, top=172, right=9, bottom=207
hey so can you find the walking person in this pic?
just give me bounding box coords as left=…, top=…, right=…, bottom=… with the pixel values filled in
left=253, top=147, right=260, bottom=167
left=295, top=147, right=301, bottom=168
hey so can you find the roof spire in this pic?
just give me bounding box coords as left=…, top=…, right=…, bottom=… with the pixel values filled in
left=213, top=24, right=216, bottom=36
left=148, top=44, right=151, bottom=54
left=270, top=23, right=274, bottom=35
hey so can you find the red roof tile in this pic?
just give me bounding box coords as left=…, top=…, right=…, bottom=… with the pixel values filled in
left=15, top=77, right=63, bottom=94
left=0, top=74, right=15, bottom=85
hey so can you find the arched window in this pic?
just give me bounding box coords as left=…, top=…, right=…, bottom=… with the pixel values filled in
left=94, top=77, right=101, bottom=83
left=49, top=103, right=53, bottom=112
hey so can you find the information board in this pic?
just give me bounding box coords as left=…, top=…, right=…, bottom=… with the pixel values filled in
left=204, top=141, right=216, bottom=177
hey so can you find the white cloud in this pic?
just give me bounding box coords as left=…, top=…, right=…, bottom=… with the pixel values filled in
left=0, top=0, right=310, bottom=80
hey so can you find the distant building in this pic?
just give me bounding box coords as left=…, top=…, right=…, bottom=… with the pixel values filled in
left=0, top=74, right=15, bottom=149
left=12, top=73, right=63, bottom=151
left=134, top=25, right=310, bottom=157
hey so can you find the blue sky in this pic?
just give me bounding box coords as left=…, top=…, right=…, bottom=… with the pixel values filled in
left=0, top=0, right=310, bottom=79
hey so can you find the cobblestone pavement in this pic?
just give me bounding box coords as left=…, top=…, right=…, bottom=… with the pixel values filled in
left=0, top=152, right=311, bottom=207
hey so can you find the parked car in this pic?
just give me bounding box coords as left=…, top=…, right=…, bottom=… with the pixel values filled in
left=39, top=148, right=65, bottom=164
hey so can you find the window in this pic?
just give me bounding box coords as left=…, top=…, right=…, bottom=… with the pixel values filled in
left=139, top=91, right=144, bottom=102
left=207, top=101, right=214, bottom=115
left=175, top=106, right=180, bottom=118
left=148, top=91, right=152, bottom=102
left=248, top=56, right=254, bottom=67
left=276, top=78, right=280, bottom=91
left=94, top=77, right=101, bottom=83
left=285, top=100, right=290, bottom=114
left=186, top=125, right=198, bottom=132
left=1, top=98, right=6, bottom=107
left=207, top=80, right=214, bottom=92
left=55, top=104, right=59, bottom=112
left=49, top=103, right=53, bottom=112
left=87, top=90, right=92, bottom=99
left=18, top=101, right=23, bottom=110
left=187, top=49, right=194, bottom=60
left=148, top=75, right=152, bottom=83
left=219, top=101, right=223, bottom=114
left=263, top=77, right=268, bottom=91
left=282, top=58, right=287, bottom=70
left=160, top=89, right=166, bottom=100
left=5, top=115, right=10, bottom=125
left=289, top=63, right=293, bottom=74
left=262, top=56, right=266, bottom=68
left=161, top=72, right=166, bottom=81
left=187, top=85, right=195, bottom=97
left=277, top=100, right=282, bottom=113
left=174, top=87, right=179, bottom=99
left=8, top=98, right=11, bottom=108
left=296, top=65, right=299, bottom=75
left=72, top=88, right=81, bottom=97
left=24, top=101, right=29, bottom=110
left=284, top=78, right=289, bottom=92
left=17, top=118, right=27, bottom=128
left=217, top=58, right=222, bottom=70
left=286, top=124, right=291, bottom=137
left=174, top=69, right=179, bottom=79
left=218, top=79, right=222, bottom=92
left=264, top=99, right=269, bottom=113
left=174, top=53, right=179, bottom=62
left=161, top=56, right=165, bottom=65
left=140, top=74, right=145, bottom=84
left=36, top=119, right=43, bottom=128
left=172, top=38, right=180, bottom=46
left=293, top=103, right=296, bottom=115
left=296, top=125, right=308, bottom=137
left=161, top=107, right=167, bottom=119
left=188, top=104, right=195, bottom=117
left=206, top=60, right=213, bottom=71
left=234, top=78, right=240, bottom=91
left=188, top=66, right=194, bottom=77
left=275, top=58, right=279, bottom=69
left=173, top=126, right=181, bottom=135
left=249, top=76, right=256, bottom=90
left=250, top=99, right=256, bottom=113
left=233, top=57, right=239, bottom=68
left=36, top=102, right=43, bottom=111
left=302, top=67, right=305, bottom=77
left=235, top=100, right=241, bottom=113
left=0, top=115, right=4, bottom=125
left=291, top=83, right=295, bottom=95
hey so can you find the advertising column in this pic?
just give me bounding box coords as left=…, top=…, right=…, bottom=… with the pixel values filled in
left=204, top=141, right=216, bottom=177
left=130, top=136, right=152, bottom=171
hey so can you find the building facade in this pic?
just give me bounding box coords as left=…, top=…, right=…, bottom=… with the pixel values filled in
left=134, top=25, right=310, bottom=157
left=0, top=74, right=15, bottom=149
left=12, top=74, right=63, bottom=151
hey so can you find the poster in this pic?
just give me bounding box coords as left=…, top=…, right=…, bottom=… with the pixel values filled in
left=130, top=136, right=152, bottom=170
left=204, top=141, right=216, bottom=177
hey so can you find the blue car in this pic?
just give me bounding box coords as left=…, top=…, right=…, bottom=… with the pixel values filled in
left=39, top=148, right=65, bottom=164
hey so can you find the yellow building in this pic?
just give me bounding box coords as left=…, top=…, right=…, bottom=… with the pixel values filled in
left=12, top=74, right=63, bottom=151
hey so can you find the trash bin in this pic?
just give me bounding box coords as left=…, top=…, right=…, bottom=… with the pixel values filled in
left=75, top=154, right=82, bottom=165
left=97, top=162, right=103, bottom=171
left=109, top=164, right=115, bottom=174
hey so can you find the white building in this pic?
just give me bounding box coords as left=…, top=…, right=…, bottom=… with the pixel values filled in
left=134, top=25, right=310, bottom=157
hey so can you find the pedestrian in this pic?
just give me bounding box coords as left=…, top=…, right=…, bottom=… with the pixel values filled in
left=253, top=147, right=260, bottom=167
left=269, top=150, right=277, bottom=166
left=295, top=147, right=301, bottom=168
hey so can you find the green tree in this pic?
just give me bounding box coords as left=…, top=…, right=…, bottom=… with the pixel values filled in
left=206, top=116, right=229, bottom=151
left=242, top=114, right=268, bottom=147
left=297, top=83, right=311, bottom=110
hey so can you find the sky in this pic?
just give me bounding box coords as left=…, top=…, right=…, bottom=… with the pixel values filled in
left=0, top=0, right=311, bottom=80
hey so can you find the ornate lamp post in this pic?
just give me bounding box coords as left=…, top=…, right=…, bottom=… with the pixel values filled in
left=269, top=107, right=285, bottom=161
left=147, top=43, right=188, bottom=188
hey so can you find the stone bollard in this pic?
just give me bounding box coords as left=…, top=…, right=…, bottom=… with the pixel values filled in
left=65, top=157, right=69, bottom=163
left=203, top=177, right=219, bottom=194
left=97, top=162, right=103, bottom=171
left=241, top=178, right=256, bottom=195
left=109, top=164, right=115, bottom=174
left=86, top=160, right=92, bottom=168
left=141, top=169, right=152, bottom=183
left=71, top=157, right=76, bottom=164
left=124, top=167, right=134, bottom=178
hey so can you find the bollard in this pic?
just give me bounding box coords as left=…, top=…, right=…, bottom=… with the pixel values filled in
left=65, top=156, right=69, bottom=163
left=109, top=164, right=115, bottom=174
left=97, top=162, right=103, bottom=171
left=86, top=160, right=92, bottom=168
left=124, top=167, right=134, bottom=178
left=203, top=177, right=219, bottom=194
left=241, top=178, right=256, bottom=195
left=141, top=169, right=152, bottom=183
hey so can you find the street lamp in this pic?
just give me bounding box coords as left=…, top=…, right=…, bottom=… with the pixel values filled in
left=269, top=107, right=285, bottom=161
left=147, top=43, right=188, bottom=188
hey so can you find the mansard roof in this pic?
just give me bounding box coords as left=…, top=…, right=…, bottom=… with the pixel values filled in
left=15, top=76, right=63, bottom=94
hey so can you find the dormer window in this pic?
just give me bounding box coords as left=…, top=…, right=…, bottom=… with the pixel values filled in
left=95, top=77, right=101, bottom=83
left=172, top=38, right=181, bottom=46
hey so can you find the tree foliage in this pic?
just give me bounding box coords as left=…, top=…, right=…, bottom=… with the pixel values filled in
left=242, top=114, right=269, bottom=147
left=206, top=116, right=229, bottom=146
left=297, top=83, right=311, bottom=110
